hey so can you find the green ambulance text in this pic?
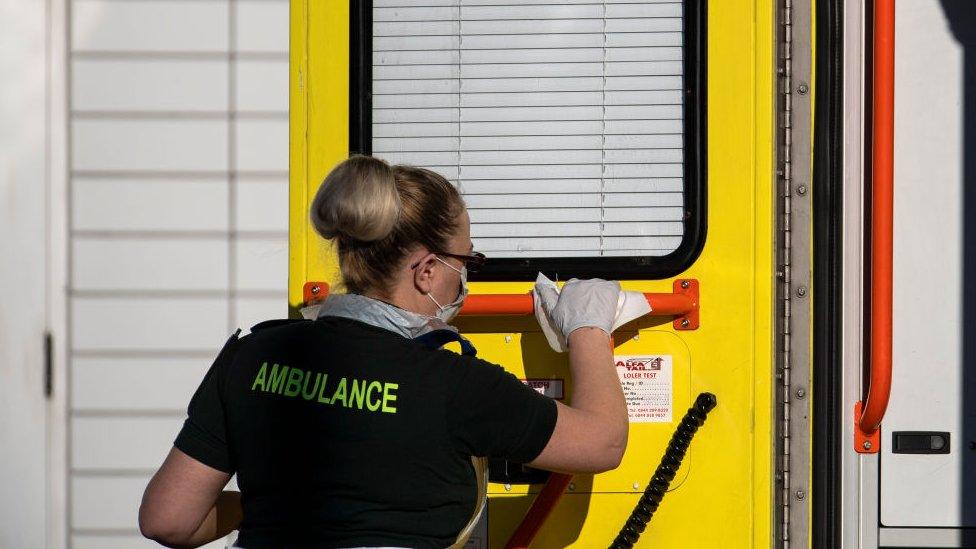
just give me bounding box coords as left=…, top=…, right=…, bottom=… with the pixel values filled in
left=250, top=362, right=398, bottom=414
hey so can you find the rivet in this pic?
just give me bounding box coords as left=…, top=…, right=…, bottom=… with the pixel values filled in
left=797, top=83, right=809, bottom=95
left=680, top=318, right=691, bottom=328
left=504, top=484, right=512, bottom=491
left=796, top=184, right=808, bottom=195
left=568, top=483, right=576, bottom=491
left=795, top=388, right=806, bottom=399
left=310, top=285, right=321, bottom=294
left=795, top=489, right=806, bottom=500
left=863, top=441, right=873, bottom=451
left=681, top=280, right=691, bottom=289
left=796, top=286, right=807, bottom=298
left=504, top=335, right=512, bottom=343
left=632, top=482, right=640, bottom=491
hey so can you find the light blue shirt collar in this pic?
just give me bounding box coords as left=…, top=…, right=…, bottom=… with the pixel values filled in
left=311, top=293, right=458, bottom=340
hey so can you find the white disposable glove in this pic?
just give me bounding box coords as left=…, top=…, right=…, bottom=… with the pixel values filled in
left=534, top=273, right=651, bottom=352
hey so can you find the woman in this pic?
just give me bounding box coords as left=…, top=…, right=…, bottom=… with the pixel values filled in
left=139, top=156, right=628, bottom=548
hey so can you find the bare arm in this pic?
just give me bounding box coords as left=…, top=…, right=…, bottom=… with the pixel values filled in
left=139, top=447, right=241, bottom=548
left=527, top=327, right=628, bottom=473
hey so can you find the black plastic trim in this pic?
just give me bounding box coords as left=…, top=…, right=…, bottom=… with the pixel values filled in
left=350, top=1, right=707, bottom=281
left=812, top=0, right=845, bottom=546
left=349, top=0, right=372, bottom=155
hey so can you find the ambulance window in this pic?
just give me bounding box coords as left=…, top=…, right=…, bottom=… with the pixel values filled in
left=356, top=1, right=705, bottom=280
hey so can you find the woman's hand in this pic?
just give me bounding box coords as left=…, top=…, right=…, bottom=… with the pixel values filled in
left=546, top=278, right=621, bottom=337
left=534, top=277, right=622, bottom=352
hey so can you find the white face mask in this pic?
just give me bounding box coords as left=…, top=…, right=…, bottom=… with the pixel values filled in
left=427, top=256, right=468, bottom=323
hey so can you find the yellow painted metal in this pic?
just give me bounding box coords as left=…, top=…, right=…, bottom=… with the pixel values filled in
left=288, top=0, right=349, bottom=314
left=289, top=0, right=778, bottom=546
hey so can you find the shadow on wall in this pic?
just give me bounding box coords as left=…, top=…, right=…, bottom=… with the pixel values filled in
left=938, top=0, right=976, bottom=529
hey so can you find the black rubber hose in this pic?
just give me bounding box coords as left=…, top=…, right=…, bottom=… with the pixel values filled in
left=609, top=392, right=718, bottom=549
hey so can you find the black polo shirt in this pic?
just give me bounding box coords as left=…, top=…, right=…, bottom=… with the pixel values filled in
left=174, top=316, right=557, bottom=548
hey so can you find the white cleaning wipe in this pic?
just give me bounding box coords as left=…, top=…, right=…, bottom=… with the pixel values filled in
left=533, top=273, right=651, bottom=352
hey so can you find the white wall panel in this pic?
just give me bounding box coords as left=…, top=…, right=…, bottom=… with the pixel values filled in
left=235, top=0, right=289, bottom=53
left=236, top=178, right=289, bottom=232
left=235, top=297, right=287, bottom=332
left=72, top=120, right=228, bottom=172
left=234, top=238, right=288, bottom=291
left=236, top=60, right=288, bottom=112
left=67, top=0, right=291, bottom=540
left=73, top=238, right=229, bottom=291
left=72, top=178, right=228, bottom=232
left=71, top=476, right=148, bottom=529
left=72, top=298, right=228, bottom=352
left=72, top=0, right=228, bottom=52
left=72, top=357, right=210, bottom=411
left=235, top=119, right=288, bottom=172
left=72, top=59, right=228, bottom=112
left=73, top=417, right=183, bottom=470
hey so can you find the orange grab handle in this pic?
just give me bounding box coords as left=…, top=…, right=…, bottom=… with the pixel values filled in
left=503, top=473, right=573, bottom=549
left=856, top=0, right=895, bottom=454
left=304, top=281, right=700, bottom=330
left=459, top=292, right=694, bottom=317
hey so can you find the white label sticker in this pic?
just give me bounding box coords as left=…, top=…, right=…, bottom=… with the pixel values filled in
left=521, top=378, right=565, bottom=400
left=615, top=355, right=672, bottom=423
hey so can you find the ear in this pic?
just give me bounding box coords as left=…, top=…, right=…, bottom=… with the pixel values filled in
left=412, top=252, right=438, bottom=294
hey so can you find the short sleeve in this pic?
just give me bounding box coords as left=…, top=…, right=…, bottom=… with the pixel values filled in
left=173, top=331, right=241, bottom=473
left=446, top=356, right=557, bottom=463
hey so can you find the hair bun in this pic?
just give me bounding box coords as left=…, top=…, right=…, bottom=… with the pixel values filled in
left=310, top=155, right=401, bottom=243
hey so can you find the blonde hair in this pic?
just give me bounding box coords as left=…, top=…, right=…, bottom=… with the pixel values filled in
left=310, top=155, right=466, bottom=295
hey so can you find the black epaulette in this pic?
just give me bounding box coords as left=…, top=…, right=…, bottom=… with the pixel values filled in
left=250, top=318, right=310, bottom=332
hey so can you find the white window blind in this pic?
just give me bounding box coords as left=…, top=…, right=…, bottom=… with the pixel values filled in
left=372, top=0, right=686, bottom=258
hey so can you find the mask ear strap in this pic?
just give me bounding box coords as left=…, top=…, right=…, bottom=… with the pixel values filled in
left=433, top=255, right=463, bottom=275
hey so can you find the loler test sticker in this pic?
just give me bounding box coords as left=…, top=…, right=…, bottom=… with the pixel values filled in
left=615, top=355, right=672, bottom=423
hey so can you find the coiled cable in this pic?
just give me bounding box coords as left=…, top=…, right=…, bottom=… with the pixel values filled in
left=609, top=392, right=718, bottom=549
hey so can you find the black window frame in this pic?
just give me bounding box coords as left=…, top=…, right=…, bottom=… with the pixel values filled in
left=350, top=0, right=707, bottom=281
